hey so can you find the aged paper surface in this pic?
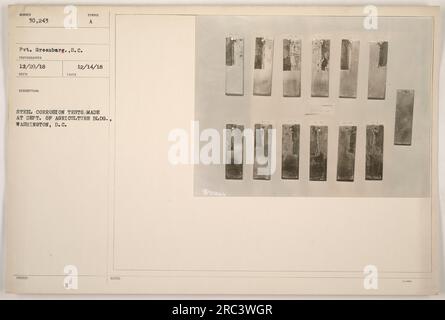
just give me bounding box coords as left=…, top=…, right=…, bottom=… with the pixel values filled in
left=6, top=5, right=440, bottom=294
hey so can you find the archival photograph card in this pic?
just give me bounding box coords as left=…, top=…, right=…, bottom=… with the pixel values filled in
left=5, top=5, right=440, bottom=295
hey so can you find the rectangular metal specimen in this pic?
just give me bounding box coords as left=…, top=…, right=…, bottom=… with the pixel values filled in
left=283, top=39, right=301, bottom=97
left=225, top=37, right=244, bottom=95
left=336, top=126, right=357, bottom=181
left=365, top=125, right=384, bottom=180
left=311, top=39, right=330, bottom=97
left=281, top=124, right=300, bottom=179
left=339, top=39, right=360, bottom=98
left=368, top=41, right=388, bottom=99
left=253, top=37, right=274, bottom=96
left=309, top=126, right=328, bottom=181
left=253, top=124, right=273, bottom=180
left=394, top=89, right=415, bottom=145
left=225, top=124, right=244, bottom=179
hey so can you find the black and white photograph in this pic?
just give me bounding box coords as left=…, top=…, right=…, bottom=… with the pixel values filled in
left=194, top=15, right=432, bottom=197
left=1, top=3, right=442, bottom=300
